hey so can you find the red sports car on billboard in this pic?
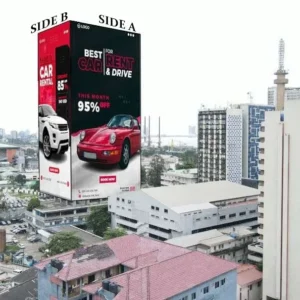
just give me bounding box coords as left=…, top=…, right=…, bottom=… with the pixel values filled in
left=77, top=114, right=141, bottom=169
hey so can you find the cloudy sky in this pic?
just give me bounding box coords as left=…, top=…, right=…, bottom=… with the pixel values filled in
left=1, top=0, right=300, bottom=135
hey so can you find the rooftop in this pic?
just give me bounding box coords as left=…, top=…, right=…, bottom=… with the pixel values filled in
left=83, top=251, right=237, bottom=300
left=237, top=264, right=262, bottom=287
left=139, top=181, right=259, bottom=208
left=0, top=143, right=19, bottom=149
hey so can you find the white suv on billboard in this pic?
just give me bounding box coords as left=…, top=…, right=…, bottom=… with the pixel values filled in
left=38, top=104, right=69, bottom=159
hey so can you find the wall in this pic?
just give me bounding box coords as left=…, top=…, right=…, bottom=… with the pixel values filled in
left=6, top=149, right=17, bottom=163
left=226, top=109, right=243, bottom=184
left=247, top=105, right=275, bottom=180
left=238, top=281, right=262, bottom=300
left=171, top=270, right=237, bottom=300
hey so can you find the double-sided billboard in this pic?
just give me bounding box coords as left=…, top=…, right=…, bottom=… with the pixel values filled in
left=38, top=21, right=141, bottom=200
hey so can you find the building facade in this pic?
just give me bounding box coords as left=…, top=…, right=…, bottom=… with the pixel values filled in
left=255, top=98, right=300, bottom=300
left=268, top=86, right=300, bottom=107
left=234, top=104, right=275, bottom=180
left=197, top=108, right=243, bottom=184
left=108, top=181, right=259, bottom=241
left=161, top=168, right=197, bottom=186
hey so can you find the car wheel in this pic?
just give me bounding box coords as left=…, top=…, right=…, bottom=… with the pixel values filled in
left=43, top=132, right=52, bottom=159
left=119, top=140, right=130, bottom=169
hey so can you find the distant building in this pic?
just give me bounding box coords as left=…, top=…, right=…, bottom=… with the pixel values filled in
left=197, top=108, right=243, bottom=184
left=0, top=144, right=20, bottom=163
left=161, top=168, right=197, bottom=186
left=10, top=131, right=18, bottom=140
left=142, top=154, right=179, bottom=174
left=237, top=264, right=262, bottom=300
left=166, top=226, right=257, bottom=263
left=108, top=181, right=259, bottom=241
left=268, top=86, right=300, bottom=106
left=188, top=125, right=196, bottom=135
left=233, top=104, right=275, bottom=179
left=35, top=235, right=237, bottom=300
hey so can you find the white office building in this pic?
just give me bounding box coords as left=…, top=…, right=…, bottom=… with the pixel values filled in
left=252, top=98, right=300, bottom=300
left=108, top=181, right=259, bottom=241
left=197, top=108, right=243, bottom=184
left=268, top=86, right=300, bottom=106
left=161, top=168, right=197, bottom=186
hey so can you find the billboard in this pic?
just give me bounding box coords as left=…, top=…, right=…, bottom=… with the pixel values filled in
left=38, top=21, right=141, bottom=200
left=38, top=22, right=71, bottom=199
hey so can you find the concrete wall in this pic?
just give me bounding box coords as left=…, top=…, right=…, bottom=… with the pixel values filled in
left=238, top=281, right=262, bottom=300
left=171, top=270, right=237, bottom=300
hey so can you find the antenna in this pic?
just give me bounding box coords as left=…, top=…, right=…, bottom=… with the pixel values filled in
left=279, top=39, right=285, bottom=71
left=247, top=92, right=253, bottom=104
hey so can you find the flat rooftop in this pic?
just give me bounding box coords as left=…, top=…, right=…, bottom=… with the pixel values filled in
left=140, top=181, right=259, bottom=208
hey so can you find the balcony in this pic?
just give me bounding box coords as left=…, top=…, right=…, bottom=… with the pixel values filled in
left=148, top=227, right=171, bottom=240
left=248, top=253, right=263, bottom=263
left=258, top=206, right=264, bottom=214
left=248, top=243, right=263, bottom=255
left=259, top=131, right=265, bottom=138
left=258, top=227, right=263, bottom=235
left=258, top=217, right=264, bottom=224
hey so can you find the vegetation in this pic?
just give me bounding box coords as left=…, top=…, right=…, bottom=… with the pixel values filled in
left=141, top=166, right=147, bottom=184
left=176, top=149, right=197, bottom=170
left=46, top=232, right=82, bottom=255
left=31, top=180, right=39, bottom=191
left=9, top=174, right=26, bottom=187
left=87, top=206, right=111, bottom=237
left=147, top=155, right=165, bottom=187
left=27, top=197, right=41, bottom=211
left=0, top=201, right=6, bottom=210
left=103, top=227, right=127, bottom=240
left=6, top=244, right=20, bottom=253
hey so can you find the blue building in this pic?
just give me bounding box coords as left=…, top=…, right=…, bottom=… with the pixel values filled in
left=235, top=104, right=275, bottom=180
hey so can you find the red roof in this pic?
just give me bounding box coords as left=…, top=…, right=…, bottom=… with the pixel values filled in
left=35, top=235, right=189, bottom=281
left=237, top=264, right=262, bottom=287
left=83, top=251, right=236, bottom=299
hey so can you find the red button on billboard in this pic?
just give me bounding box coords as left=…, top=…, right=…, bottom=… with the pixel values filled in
left=99, top=176, right=117, bottom=184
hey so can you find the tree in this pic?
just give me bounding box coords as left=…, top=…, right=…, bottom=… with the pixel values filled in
left=47, top=232, right=82, bottom=255
left=27, top=197, right=41, bottom=212
left=141, top=166, right=147, bottom=184
left=13, top=174, right=26, bottom=186
left=25, top=148, right=35, bottom=156
left=31, top=180, right=39, bottom=191
left=178, top=149, right=198, bottom=168
left=11, top=155, right=18, bottom=167
left=147, top=155, right=165, bottom=187
left=103, top=227, right=127, bottom=240
left=87, top=206, right=111, bottom=237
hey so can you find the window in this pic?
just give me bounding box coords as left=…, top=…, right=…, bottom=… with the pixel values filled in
left=229, top=213, right=236, bottom=218
left=117, top=197, right=120, bottom=201
left=181, top=297, right=187, bottom=300
left=122, top=199, right=125, bottom=202
left=239, top=211, right=246, bottom=216
left=250, top=210, right=256, bottom=214
left=258, top=281, right=261, bottom=287
left=221, top=278, right=226, bottom=285
left=109, top=205, right=111, bottom=208
left=215, top=281, right=219, bottom=288
left=128, top=200, right=131, bottom=204
left=156, top=207, right=159, bottom=211
left=203, top=286, right=209, bottom=294
left=220, top=215, right=226, bottom=220
left=164, top=209, right=168, bottom=213
left=151, top=206, right=155, bottom=210
left=249, top=284, right=252, bottom=290
left=192, top=292, right=196, bottom=299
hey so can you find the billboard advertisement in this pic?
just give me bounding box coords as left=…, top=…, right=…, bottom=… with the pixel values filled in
left=70, top=23, right=141, bottom=200
left=38, top=22, right=71, bottom=199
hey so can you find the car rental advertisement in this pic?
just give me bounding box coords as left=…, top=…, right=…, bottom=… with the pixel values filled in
left=70, top=22, right=141, bottom=200
left=38, top=22, right=71, bottom=199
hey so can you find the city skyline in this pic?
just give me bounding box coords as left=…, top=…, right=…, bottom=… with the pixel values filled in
left=2, top=1, right=300, bottom=133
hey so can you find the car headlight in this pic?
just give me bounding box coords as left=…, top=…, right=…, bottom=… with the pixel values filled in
left=109, top=132, right=116, bottom=144
left=80, top=131, right=85, bottom=141
left=49, top=123, right=58, bottom=129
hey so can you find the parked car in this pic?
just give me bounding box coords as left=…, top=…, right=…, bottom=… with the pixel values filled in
left=18, top=243, right=25, bottom=249
left=16, top=229, right=27, bottom=234
left=6, top=220, right=11, bottom=225
left=13, top=269, right=23, bottom=273
left=12, top=238, right=18, bottom=243
left=1, top=221, right=6, bottom=225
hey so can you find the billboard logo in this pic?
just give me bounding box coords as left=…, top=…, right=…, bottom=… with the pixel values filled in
left=77, top=23, right=90, bottom=30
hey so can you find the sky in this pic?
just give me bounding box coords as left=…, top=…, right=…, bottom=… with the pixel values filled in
left=1, top=0, right=300, bottom=135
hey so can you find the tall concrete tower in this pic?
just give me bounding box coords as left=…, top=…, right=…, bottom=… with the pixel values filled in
left=274, top=39, right=288, bottom=111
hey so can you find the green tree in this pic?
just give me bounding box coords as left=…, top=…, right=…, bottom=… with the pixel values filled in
left=141, top=147, right=156, bottom=157
left=141, top=166, right=147, bottom=184
left=103, top=227, right=127, bottom=240
left=31, top=180, right=39, bottom=191
left=47, top=232, right=82, bottom=255
left=13, top=174, right=26, bottom=186
left=87, top=205, right=111, bottom=237
left=147, top=155, right=165, bottom=187
left=27, top=197, right=41, bottom=212
left=25, top=148, right=35, bottom=156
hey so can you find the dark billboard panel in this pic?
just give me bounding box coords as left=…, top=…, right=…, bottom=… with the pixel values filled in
left=70, top=23, right=141, bottom=200
left=38, top=22, right=71, bottom=199
left=38, top=21, right=141, bottom=201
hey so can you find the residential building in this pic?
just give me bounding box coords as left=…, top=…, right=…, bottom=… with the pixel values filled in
left=268, top=86, right=300, bottom=107
left=142, top=154, right=179, bottom=173
left=197, top=108, right=243, bottom=184
left=0, top=144, right=20, bottom=163
left=35, top=234, right=237, bottom=300
left=167, top=225, right=257, bottom=263
left=257, top=98, right=300, bottom=300
left=25, top=197, right=108, bottom=229
left=237, top=264, right=262, bottom=300
left=10, top=131, right=18, bottom=140
left=233, top=104, right=275, bottom=179
left=108, top=181, right=259, bottom=241
left=161, top=168, right=197, bottom=186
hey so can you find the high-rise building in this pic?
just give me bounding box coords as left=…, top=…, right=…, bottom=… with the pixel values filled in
left=253, top=98, right=300, bottom=300
left=268, top=86, right=300, bottom=107
left=234, top=104, right=275, bottom=179
left=197, top=108, right=243, bottom=183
